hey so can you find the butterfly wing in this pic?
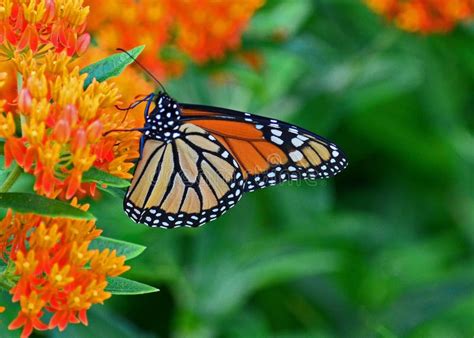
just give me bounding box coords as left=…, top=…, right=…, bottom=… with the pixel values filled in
left=124, top=122, right=245, bottom=228
left=180, top=104, right=348, bottom=192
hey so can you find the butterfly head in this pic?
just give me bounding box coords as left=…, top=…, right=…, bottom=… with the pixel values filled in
left=144, top=92, right=182, bottom=141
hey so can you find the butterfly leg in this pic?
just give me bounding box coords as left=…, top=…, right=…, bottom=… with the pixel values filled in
left=141, top=93, right=155, bottom=120
left=116, top=93, right=155, bottom=112
left=138, top=93, right=157, bottom=157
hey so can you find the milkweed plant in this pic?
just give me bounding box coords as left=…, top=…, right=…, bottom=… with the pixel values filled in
left=0, top=0, right=263, bottom=336
left=0, top=0, right=472, bottom=336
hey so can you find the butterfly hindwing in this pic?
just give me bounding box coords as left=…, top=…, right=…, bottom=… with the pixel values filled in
left=124, top=122, right=245, bottom=228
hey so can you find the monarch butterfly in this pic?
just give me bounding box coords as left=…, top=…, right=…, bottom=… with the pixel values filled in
left=115, top=48, right=347, bottom=229
left=122, top=90, right=348, bottom=229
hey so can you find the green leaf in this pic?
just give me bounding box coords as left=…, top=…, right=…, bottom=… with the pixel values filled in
left=0, top=192, right=95, bottom=220
left=195, top=247, right=341, bottom=316
left=248, top=0, right=312, bottom=38
left=97, top=185, right=127, bottom=199
left=106, top=277, right=159, bottom=295
left=80, top=45, right=145, bottom=88
left=89, top=236, right=146, bottom=260
left=82, top=167, right=130, bottom=188
left=379, top=276, right=474, bottom=336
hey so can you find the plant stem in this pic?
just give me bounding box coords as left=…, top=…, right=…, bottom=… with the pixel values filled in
left=0, top=163, right=21, bottom=192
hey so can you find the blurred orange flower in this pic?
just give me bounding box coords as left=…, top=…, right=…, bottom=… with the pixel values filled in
left=3, top=51, right=142, bottom=199
left=365, top=0, right=474, bottom=33
left=85, top=0, right=264, bottom=78
left=0, top=0, right=90, bottom=57
left=0, top=202, right=129, bottom=338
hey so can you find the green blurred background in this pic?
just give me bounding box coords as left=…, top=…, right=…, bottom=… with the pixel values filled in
left=5, top=1, right=474, bottom=337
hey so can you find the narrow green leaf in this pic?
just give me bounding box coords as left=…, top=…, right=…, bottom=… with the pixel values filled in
left=82, top=167, right=130, bottom=188
left=380, top=276, right=474, bottom=335
left=0, top=192, right=95, bottom=220
left=97, top=185, right=127, bottom=199
left=106, top=277, right=159, bottom=295
left=80, top=45, right=145, bottom=88
left=89, top=236, right=146, bottom=260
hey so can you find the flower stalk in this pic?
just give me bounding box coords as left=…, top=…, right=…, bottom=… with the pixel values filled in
left=0, top=162, right=22, bottom=192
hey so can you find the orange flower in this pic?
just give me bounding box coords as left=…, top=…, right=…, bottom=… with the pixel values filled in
left=85, top=0, right=178, bottom=78
left=365, top=0, right=474, bottom=33
left=0, top=0, right=90, bottom=57
left=171, top=0, right=265, bottom=63
left=3, top=50, right=142, bottom=199
left=8, top=292, right=48, bottom=337
left=0, top=203, right=129, bottom=337
left=85, top=0, right=264, bottom=78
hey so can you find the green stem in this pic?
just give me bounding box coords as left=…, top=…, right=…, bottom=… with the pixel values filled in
left=0, top=163, right=22, bottom=192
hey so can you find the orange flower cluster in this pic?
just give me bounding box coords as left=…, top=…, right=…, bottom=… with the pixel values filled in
left=0, top=0, right=90, bottom=57
left=2, top=51, right=142, bottom=199
left=170, top=1, right=265, bottom=62
left=365, top=0, right=474, bottom=33
left=0, top=204, right=129, bottom=337
left=85, top=0, right=264, bottom=78
left=1, top=2, right=149, bottom=337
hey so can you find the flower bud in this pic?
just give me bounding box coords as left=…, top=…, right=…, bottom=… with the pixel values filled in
left=18, top=88, right=32, bottom=113
left=86, top=120, right=103, bottom=143
left=63, top=104, right=78, bottom=126
left=44, top=0, right=55, bottom=21
left=71, top=128, right=87, bottom=151
left=76, top=33, right=90, bottom=56
left=53, top=119, right=71, bottom=143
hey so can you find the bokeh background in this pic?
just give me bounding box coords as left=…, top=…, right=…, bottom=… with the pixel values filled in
left=4, top=0, right=474, bottom=337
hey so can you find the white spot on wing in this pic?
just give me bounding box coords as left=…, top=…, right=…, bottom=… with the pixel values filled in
left=271, top=129, right=282, bottom=137
left=271, top=136, right=284, bottom=145
left=297, top=135, right=309, bottom=141
left=291, top=138, right=304, bottom=147
left=289, top=150, right=304, bottom=162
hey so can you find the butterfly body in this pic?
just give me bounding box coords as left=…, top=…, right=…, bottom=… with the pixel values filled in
left=124, top=92, right=348, bottom=228
left=143, top=93, right=182, bottom=142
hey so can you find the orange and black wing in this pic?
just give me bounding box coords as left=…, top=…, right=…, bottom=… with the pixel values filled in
left=180, top=104, right=348, bottom=192
left=124, top=123, right=245, bottom=228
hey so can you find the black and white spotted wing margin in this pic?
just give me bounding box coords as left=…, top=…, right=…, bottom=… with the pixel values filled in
left=124, top=123, right=245, bottom=228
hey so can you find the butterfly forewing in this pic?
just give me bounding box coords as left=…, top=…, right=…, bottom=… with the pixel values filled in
left=180, top=105, right=348, bottom=192
left=124, top=122, right=245, bottom=228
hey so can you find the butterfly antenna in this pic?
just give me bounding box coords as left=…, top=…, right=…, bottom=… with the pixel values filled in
left=116, top=48, right=168, bottom=93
